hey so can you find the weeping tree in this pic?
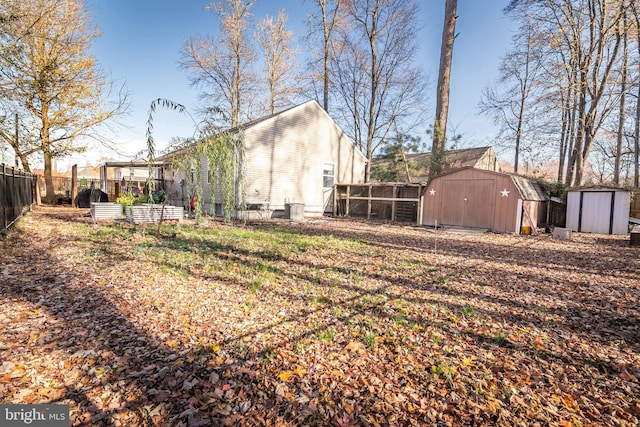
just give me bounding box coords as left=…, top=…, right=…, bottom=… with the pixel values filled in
left=146, top=98, right=245, bottom=225
left=170, top=132, right=245, bottom=223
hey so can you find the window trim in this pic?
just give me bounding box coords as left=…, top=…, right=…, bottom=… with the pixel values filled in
left=322, top=163, right=335, bottom=188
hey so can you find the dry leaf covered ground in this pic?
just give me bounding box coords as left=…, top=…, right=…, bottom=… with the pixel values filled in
left=1, top=206, right=639, bottom=426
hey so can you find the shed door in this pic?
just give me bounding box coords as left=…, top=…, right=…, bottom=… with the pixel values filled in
left=439, top=179, right=494, bottom=228
left=580, top=192, right=612, bottom=234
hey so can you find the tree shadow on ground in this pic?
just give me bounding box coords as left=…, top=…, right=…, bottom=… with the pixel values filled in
left=1, top=209, right=638, bottom=426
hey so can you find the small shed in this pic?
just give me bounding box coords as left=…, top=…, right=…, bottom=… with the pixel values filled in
left=421, top=167, right=548, bottom=234
left=566, top=186, right=630, bottom=235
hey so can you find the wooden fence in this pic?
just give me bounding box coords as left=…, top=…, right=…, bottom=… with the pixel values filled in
left=333, top=183, right=427, bottom=223
left=1, top=164, right=37, bottom=232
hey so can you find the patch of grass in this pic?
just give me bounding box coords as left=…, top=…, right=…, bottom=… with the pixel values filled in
left=260, top=344, right=276, bottom=365
left=471, top=381, right=485, bottom=396
left=313, top=296, right=333, bottom=305
left=363, top=333, right=377, bottom=349
left=195, top=343, right=218, bottom=357
left=462, top=304, right=476, bottom=319
left=249, top=279, right=263, bottom=293
left=232, top=342, right=250, bottom=359
left=392, top=314, right=408, bottom=327
left=432, top=362, right=455, bottom=385
left=317, top=329, right=335, bottom=342
left=438, top=276, right=450, bottom=285
left=357, top=295, right=372, bottom=308
left=494, top=332, right=508, bottom=347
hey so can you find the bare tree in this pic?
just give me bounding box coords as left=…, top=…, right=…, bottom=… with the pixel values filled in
left=0, top=0, right=128, bottom=200
left=430, top=0, right=457, bottom=178
left=480, top=15, right=544, bottom=174
left=632, top=1, right=640, bottom=187
left=559, top=0, right=627, bottom=186
left=0, top=110, right=39, bottom=171
left=506, top=0, right=630, bottom=186
left=180, top=0, right=257, bottom=128
left=614, top=8, right=628, bottom=185
left=334, top=0, right=427, bottom=182
left=256, top=10, right=298, bottom=115
left=305, top=0, right=345, bottom=112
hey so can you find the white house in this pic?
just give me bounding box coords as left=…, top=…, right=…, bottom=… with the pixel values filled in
left=162, top=100, right=367, bottom=217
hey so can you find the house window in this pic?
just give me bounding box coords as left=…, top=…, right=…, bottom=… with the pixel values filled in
left=323, top=163, right=335, bottom=188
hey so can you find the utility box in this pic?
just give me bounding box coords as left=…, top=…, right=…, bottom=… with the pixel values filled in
left=552, top=227, right=572, bottom=241
left=284, top=203, right=304, bottom=220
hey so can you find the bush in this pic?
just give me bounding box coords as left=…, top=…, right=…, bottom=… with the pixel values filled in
left=116, top=192, right=135, bottom=206
left=151, top=189, right=167, bottom=204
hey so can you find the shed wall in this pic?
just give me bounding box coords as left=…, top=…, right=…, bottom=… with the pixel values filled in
left=422, top=169, right=524, bottom=233
left=567, top=189, right=630, bottom=235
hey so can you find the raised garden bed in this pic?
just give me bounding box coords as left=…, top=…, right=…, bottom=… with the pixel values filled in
left=125, top=204, right=184, bottom=224
left=90, top=202, right=123, bottom=220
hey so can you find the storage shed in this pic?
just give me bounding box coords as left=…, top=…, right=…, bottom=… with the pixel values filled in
left=421, top=167, right=548, bottom=234
left=566, top=186, right=630, bottom=235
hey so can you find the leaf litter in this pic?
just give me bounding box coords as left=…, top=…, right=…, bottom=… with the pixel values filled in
left=0, top=206, right=638, bottom=426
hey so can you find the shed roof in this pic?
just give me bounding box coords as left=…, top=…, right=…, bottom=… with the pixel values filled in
left=425, top=166, right=549, bottom=201
left=511, top=176, right=548, bottom=201
left=568, top=185, right=630, bottom=192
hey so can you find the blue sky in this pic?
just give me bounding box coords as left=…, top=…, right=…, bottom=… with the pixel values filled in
left=68, top=0, right=516, bottom=167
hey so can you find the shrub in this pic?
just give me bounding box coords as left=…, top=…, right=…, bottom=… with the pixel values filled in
left=116, top=192, right=135, bottom=206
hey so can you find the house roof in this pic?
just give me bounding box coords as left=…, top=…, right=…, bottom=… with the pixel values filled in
left=371, top=146, right=495, bottom=180
left=228, top=102, right=304, bottom=133
left=159, top=100, right=366, bottom=162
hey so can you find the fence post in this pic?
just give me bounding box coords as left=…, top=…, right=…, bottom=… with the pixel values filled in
left=1, top=164, right=5, bottom=231
left=71, top=164, right=78, bottom=207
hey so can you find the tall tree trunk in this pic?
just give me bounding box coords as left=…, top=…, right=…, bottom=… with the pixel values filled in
left=364, top=2, right=379, bottom=183
left=635, top=78, right=640, bottom=188
left=558, top=62, right=577, bottom=183
left=614, top=11, right=627, bottom=185
left=14, top=113, right=31, bottom=172
left=322, top=0, right=331, bottom=112
left=566, top=65, right=587, bottom=187
left=572, top=0, right=624, bottom=186
left=558, top=97, right=570, bottom=182
left=430, top=0, right=457, bottom=179
left=634, top=3, right=640, bottom=188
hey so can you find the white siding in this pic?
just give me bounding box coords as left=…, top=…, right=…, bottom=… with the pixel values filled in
left=580, top=192, right=612, bottom=234
left=612, top=191, right=631, bottom=234
left=566, top=191, right=581, bottom=231
left=243, top=101, right=365, bottom=216
left=162, top=101, right=366, bottom=217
